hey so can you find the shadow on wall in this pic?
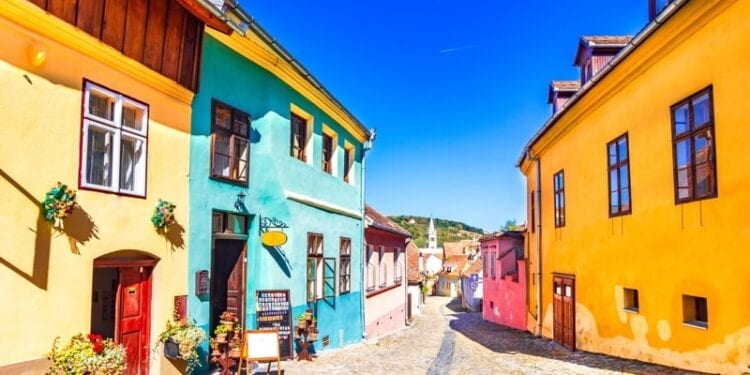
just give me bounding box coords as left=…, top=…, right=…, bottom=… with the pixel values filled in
left=264, top=245, right=292, bottom=278
left=63, top=205, right=99, bottom=254
left=0, top=168, right=51, bottom=290
left=445, top=303, right=699, bottom=374
left=162, top=222, right=186, bottom=251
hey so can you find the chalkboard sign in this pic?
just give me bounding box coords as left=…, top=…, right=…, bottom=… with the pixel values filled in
left=255, top=290, right=293, bottom=359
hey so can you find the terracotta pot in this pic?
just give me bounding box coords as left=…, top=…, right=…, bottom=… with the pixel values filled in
left=215, top=333, right=227, bottom=343
left=297, top=320, right=307, bottom=329
left=229, top=349, right=241, bottom=358
left=307, top=333, right=318, bottom=341
left=220, top=320, right=235, bottom=329
left=303, top=311, right=313, bottom=320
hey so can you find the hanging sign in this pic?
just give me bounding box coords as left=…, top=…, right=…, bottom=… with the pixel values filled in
left=261, top=231, right=288, bottom=247
left=195, top=270, right=209, bottom=297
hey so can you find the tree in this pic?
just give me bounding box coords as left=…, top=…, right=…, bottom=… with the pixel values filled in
left=501, top=219, right=520, bottom=231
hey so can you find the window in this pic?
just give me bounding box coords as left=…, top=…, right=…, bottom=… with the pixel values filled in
left=394, top=248, right=403, bottom=283
left=306, top=233, right=323, bottom=302
left=339, top=238, right=351, bottom=294
left=623, top=288, right=639, bottom=313
left=290, top=113, right=308, bottom=162
left=81, top=81, right=148, bottom=196
left=490, top=252, right=496, bottom=279
left=672, top=87, right=717, bottom=203
left=482, top=251, right=488, bottom=278
left=211, top=212, right=248, bottom=235
left=343, top=144, right=355, bottom=184
left=211, top=100, right=250, bottom=183
left=378, top=247, right=387, bottom=288
left=683, top=295, right=708, bottom=328
left=553, top=170, right=566, bottom=227
left=322, top=133, right=334, bottom=174
left=366, top=245, right=376, bottom=291
left=608, top=134, right=632, bottom=216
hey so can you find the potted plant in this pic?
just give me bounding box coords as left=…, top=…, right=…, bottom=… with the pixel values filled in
left=209, top=338, right=221, bottom=357
left=214, top=324, right=230, bottom=343
left=307, top=327, right=319, bottom=342
left=228, top=341, right=242, bottom=359
left=157, top=319, right=206, bottom=374
left=303, top=309, right=313, bottom=320
left=219, top=311, right=237, bottom=329
left=41, top=182, right=77, bottom=230
left=296, top=313, right=307, bottom=329
left=46, top=333, right=126, bottom=375
left=151, top=199, right=176, bottom=230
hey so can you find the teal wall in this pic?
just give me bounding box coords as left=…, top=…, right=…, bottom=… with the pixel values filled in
left=188, top=34, right=365, bottom=359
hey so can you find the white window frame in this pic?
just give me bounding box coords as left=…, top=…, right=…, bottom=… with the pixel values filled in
left=378, top=246, right=387, bottom=288
left=394, top=247, right=403, bottom=283
left=290, top=103, right=314, bottom=166
left=321, top=124, right=338, bottom=177
left=343, top=141, right=355, bottom=186
left=81, top=81, right=148, bottom=197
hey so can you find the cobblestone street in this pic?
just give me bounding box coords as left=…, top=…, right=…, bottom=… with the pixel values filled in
left=261, top=297, right=699, bottom=375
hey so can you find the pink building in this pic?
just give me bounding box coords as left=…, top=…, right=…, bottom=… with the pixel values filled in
left=480, top=231, right=526, bottom=331
left=364, top=205, right=410, bottom=339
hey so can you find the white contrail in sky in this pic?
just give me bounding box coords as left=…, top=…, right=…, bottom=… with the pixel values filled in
left=439, top=44, right=481, bottom=53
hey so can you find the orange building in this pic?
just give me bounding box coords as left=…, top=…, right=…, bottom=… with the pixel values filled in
left=518, top=0, right=750, bottom=373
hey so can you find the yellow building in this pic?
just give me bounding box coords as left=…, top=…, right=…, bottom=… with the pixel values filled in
left=0, top=0, right=219, bottom=373
left=518, top=0, right=750, bottom=373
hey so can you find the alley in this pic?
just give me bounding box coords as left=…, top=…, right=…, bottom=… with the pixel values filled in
left=273, top=297, right=698, bottom=375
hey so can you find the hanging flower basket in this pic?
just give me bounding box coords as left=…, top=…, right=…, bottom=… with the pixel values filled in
left=151, top=199, right=176, bottom=230
left=41, top=182, right=77, bottom=229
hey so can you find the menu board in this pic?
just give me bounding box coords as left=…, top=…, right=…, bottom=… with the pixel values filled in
left=255, top=289, right=293, bottom=359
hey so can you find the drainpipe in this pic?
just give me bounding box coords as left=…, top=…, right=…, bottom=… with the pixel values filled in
left=360, top=130, right=376, bottom=339
left=527, top=150, right=543, bottom=336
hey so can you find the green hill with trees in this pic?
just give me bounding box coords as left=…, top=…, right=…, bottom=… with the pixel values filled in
left=389, top=215, right=484, bottom=248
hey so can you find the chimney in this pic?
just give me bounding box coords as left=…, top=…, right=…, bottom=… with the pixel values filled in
left=574, top=36, right=632, bottom=85
left=548, top=81, right=581, bottom=114
left=649, top=0, right=675, bottom=21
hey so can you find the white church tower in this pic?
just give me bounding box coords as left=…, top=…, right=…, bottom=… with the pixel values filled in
left=428, top=217, right=437, bottom=249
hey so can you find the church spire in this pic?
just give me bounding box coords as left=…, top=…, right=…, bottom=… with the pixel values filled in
left=428, top=216, right=437, bottom=249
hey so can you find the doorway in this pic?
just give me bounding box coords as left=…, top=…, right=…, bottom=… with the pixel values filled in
left=553, top=274, right=575, bottom=350
left=211, top=239, right=246, bottom=333
left=92, top=256, right=156, bottom=375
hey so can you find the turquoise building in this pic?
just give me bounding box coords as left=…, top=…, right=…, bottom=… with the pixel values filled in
left=187, top=6, right=372, bottom=362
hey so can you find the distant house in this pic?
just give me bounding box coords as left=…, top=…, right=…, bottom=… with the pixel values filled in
left=480, top=231, right=526, bottom=331
left=364, top=205, right=410, bottom=339
left=443, top=239, right=480, bottom=259
left=418, top=217, right=443, bottom=295
left=460, top=259, right=483, bottom=312
left=406, top=240, right=425, bottom=321
left=436, top=255, right=469, bottom=297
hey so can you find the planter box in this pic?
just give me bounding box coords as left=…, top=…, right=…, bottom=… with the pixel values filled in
left=164, top=339, right=182, bottom=360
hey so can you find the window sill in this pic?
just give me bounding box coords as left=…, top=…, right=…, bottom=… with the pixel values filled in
left=683, top=320, right=708, bottom=330
left=675, top=194, right=718, bottom=205
left=79, top=184, right=146, bottom=199
left=209, top=175, right=249, bottom=187
left=623, top=307, right=639, bottom=314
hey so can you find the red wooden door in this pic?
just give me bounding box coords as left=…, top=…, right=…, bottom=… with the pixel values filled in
left=118, top=267, right=152, bottom=375
left=552, top=275, right=575, bottom=350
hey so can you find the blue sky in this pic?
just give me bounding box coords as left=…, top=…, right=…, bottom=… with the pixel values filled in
left=245, top=1, right=648, bottom=231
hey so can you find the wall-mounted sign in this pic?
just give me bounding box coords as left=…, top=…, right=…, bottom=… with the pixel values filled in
left=195, top=270, right=209, bottom=297
left=261, top=231, right=288, bottom=247
left=174, top=295, right=187, bottom=320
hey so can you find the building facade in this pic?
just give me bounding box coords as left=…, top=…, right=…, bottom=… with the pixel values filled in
left=518, top=1, right=750, bottom=373
left=364, top=206, right=409, bottom=339
left=187, top=5, right=371, bottom=360
left=0, top=0, right=212, bottom=373
left=480, top=232, right=526, bottom=331
left=459, top=260, right=483, bottom=312
left=406, top=240, right=425, bottom=321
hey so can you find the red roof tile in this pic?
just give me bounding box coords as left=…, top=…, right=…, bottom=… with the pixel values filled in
left=550, top=80, right=581, bottom=91
left=365, top=205, right=411, bottom=237
left=461, top=259, right=482, bottom=277
left=406, top=240, right=424, bottom=283
left=581, top=35, right=633, bottom=45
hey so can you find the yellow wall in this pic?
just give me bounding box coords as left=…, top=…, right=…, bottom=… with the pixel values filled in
left=0, top=2, right=190, bottom=373
left=521, top=0, right=750, bottom=373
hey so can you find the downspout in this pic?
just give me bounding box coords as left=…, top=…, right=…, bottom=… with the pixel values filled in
left=360, top=130, right=376, bottom=339
left=527, top=150, right=543, bottom=336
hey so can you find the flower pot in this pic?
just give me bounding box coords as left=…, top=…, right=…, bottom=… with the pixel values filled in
left=215, top=333, right=227, bottom=343
left=220, top=320, right=235, bottom=329
left=164, top=339, right=181, bottom=360
left=297, top=320, right=307, bottom=329
left=307, top=333, right=318, bottom=341
left=303, top=311, right=313, bottom=320
left=229, top=349, right=241, bottom=358
left=211, top=349, right=221, bottom=357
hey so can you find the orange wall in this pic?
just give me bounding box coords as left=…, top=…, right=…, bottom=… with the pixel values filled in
left=521, top=0, right=750, bottom=373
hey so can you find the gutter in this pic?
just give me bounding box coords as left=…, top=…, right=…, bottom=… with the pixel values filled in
left=360, top=131, right=376, bottom=339
left=197, top=0, right=371, bottom=139
left=516, top=0, right=689, bottom=167
left=527, top=150, right=543, bottom=336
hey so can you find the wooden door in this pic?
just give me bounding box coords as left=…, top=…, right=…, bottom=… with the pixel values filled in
left=552, top=275, right=575, bottom=350
left=118, top=267, right=152, bottom=375
left=212, top=240, right=246, bottom=330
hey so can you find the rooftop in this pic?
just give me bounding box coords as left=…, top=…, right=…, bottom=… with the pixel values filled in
left=365, top=205, right=412, bottom=238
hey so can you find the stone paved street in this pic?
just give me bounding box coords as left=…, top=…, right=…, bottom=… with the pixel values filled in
left=253, top=297, right=700, bottom=375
